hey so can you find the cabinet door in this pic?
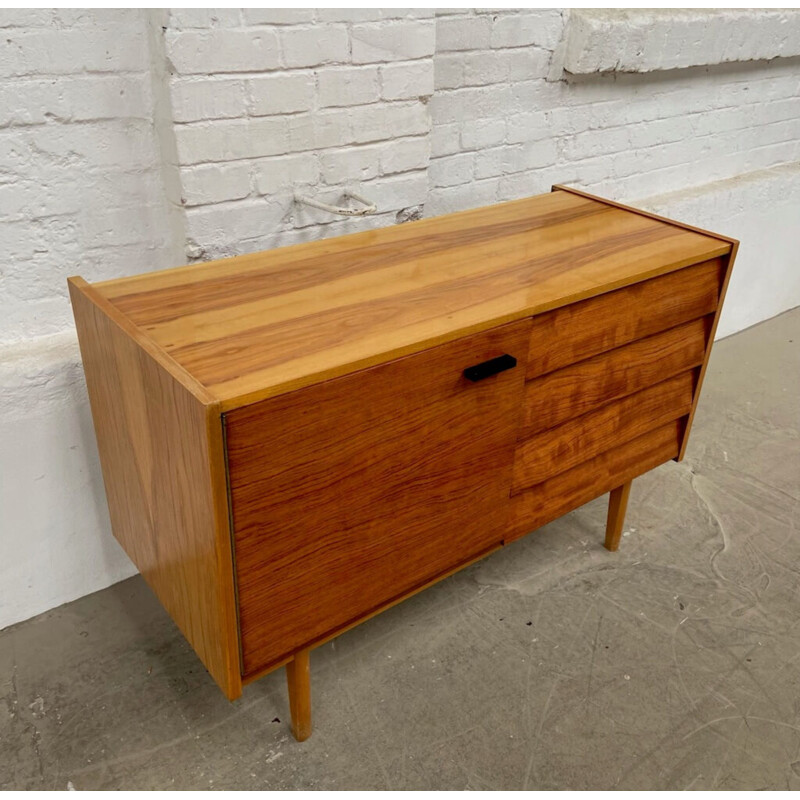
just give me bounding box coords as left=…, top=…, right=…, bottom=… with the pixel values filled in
left=225, top=321, right=530, bottom=677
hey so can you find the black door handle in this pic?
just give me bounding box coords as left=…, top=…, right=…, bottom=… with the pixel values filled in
left=463, top=354, right=517, bottom=382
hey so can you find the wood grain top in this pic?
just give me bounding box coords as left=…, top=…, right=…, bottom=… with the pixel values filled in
left=76, top=187, right=733, bottom=410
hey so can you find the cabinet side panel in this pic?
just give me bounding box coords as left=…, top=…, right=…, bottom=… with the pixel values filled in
left=69, top=279, right=241, bottom=699
left=677, top=245, right=738, bottom=460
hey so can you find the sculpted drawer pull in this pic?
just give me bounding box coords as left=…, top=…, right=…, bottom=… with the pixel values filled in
left=463, top=353, right=517, bottom=382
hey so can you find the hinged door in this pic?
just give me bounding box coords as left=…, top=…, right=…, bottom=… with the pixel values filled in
left=225, top=320, right=530, bottom=677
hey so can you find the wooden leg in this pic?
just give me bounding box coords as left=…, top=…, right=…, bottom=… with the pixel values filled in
left=286, top=649, right=312, bottom=741
left=605, top=480, right=632, bottom=552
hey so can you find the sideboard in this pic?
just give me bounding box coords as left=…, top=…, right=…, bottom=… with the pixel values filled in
left=69, top=185, right=737, bottom=741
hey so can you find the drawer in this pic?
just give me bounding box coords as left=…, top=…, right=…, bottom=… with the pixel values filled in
left=224, top=320, right=531, bottom=677
left=526, top=258, right=724, bottom=379
left=507, top=420, right=683, bottom=541
left=521, top=315, right=712, bottom=438
left=512, top=370, right=695, bottom=492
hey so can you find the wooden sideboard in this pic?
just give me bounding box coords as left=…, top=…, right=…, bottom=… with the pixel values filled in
left=69, top=186, right=737, bottom=741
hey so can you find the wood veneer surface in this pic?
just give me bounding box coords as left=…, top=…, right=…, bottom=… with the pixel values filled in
left=507, top=420, right=683, bottom=540
left=226, top=321, right=530, bottom=676
left=90, top=189, right=731, bottom=410
left=68, top=278, right=241, bottom=699
left=513, top=370, right=696, bottom=492
left=520, top=315, right=712, bottom=438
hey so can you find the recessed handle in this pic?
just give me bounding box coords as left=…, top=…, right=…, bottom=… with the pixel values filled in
left=463, top=354, right=517, bottom=382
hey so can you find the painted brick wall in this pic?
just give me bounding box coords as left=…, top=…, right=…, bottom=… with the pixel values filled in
left=428, top=9, right=800, bottom=216
left=0, top=9, right=179, bottom=630
left=0, top=8, right=177, bottom=346
left=164, top=8, right=434, bottom=260
left=1, top=8, right=799, bottom=630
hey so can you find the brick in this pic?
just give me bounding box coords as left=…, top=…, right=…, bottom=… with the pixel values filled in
left=519, top=139, right=558, bottom=170
left=166, top=29, right=280, bottom=74
left=168, top=9, right=241, bottom=28
left=79, top=204, right=165, bottom=248
left=362, top=171, right=428, bottom=210
left=280, top=26, right=349, bottom=68
left=562, top=126, right=632, bottom=161
left=473, top=140, right=557, bottom=179
left=434, top=54, right=464, bottom=90
left=318, top=10, right=434, bottom=22
left=429, top=152, right=474, bottom=187
left=254, top=154, right=320, bottom=195
left=491, top=11, right=564, bottom=50
left=506, top=48, right=552, bottom=81
left=348, top=101, right=430, bottom=144
left=185, top=198, right=291, bottom=247
left=380, top=61, right=434, bottom=100
left=426, top=179, right=499, bottom=216
left=28, top=120, right=157, bottom=169
left=0, top=75, right=148, bottom=125
left=0, top=27, right=147, bottom=76
left=460, top=118, right=506, bottom=150
left=506, top=111, right=550, bottom=144
left=170, top=78, right=246, bottom=123
left=52, top=9, right=143, bottom=27
left=379, top=137, right=430, bottom=175
left=430, top=123, right=462, bottom=158
left=352, top=20, right=436, bottom=63
left=288, top=110, right=348, bottom=151
left=473, top=147, right=515, bottom=180
left=180, top=163, right=251, bottom=206
left=174, top=118, right=289, bottom=164
left=0, top=10, right=55, bottom=27
left=462, top=51, right=508, bottom=86
left=248, top=73, right=315, bottom=116
left=320, top=146, right=380, bottom=185
left=429, top=85, right=513, bottom=123
left=318, top=67, right=380, bottom=108
left=498, top=170, right=555, bottom=202
left=436, top=16, right=492, bottom=52
left=243, top=9, right=314, bottom=25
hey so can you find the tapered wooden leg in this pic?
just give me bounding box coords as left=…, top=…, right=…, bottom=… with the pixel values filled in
left=286, top=649, right=312, bottom=741
left=605, top=480, right=632, bottom=552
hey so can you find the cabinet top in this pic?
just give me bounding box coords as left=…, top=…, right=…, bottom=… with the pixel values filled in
left=70, top=186, right=734, bottom=411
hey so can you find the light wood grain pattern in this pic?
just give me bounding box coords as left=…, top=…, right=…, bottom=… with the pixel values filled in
left=605, top=481, right=633, bottom=552
left=68, top=278, right=241, bottom=699
left=507, top=420, right=682, bottom=540
left=512, top=370, right=696, bottom=492
left=226, top=321, right=530, bottom=677
left=87, top=190, right=731, bottom=411
left=286, top=650, right=312, bottom=742
left=526, top=258, right=724, bottom=379
left=521, top=316, right=712, bottom=438
left=552, top=185, right=739, bottom=248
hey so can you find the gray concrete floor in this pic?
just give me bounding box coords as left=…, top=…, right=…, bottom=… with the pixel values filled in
left=2, top=308, right=799, bottom=790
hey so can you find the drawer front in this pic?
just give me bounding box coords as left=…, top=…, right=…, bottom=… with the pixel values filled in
left=520, top=315, right=711, bottom=439
left=512, top=370, right=695, bottom=493
left=526, top=258, right=724, bottom=380
left=225, top=321, right=531, bottom=677
left=508, top=420, right=683, bottom=541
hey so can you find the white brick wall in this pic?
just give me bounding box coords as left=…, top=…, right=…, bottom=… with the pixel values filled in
left=163, top=9, right=433, bottom=259
left=0, top=9, right=178, bottom=630
left=1, top=7, right=800, bottom=630
left=427, top=8, right=800, bottom=216
left=0, top=9, right=175, bottom=346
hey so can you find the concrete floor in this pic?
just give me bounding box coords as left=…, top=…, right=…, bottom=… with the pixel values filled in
left=2, top=308, right=799, bottom=790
